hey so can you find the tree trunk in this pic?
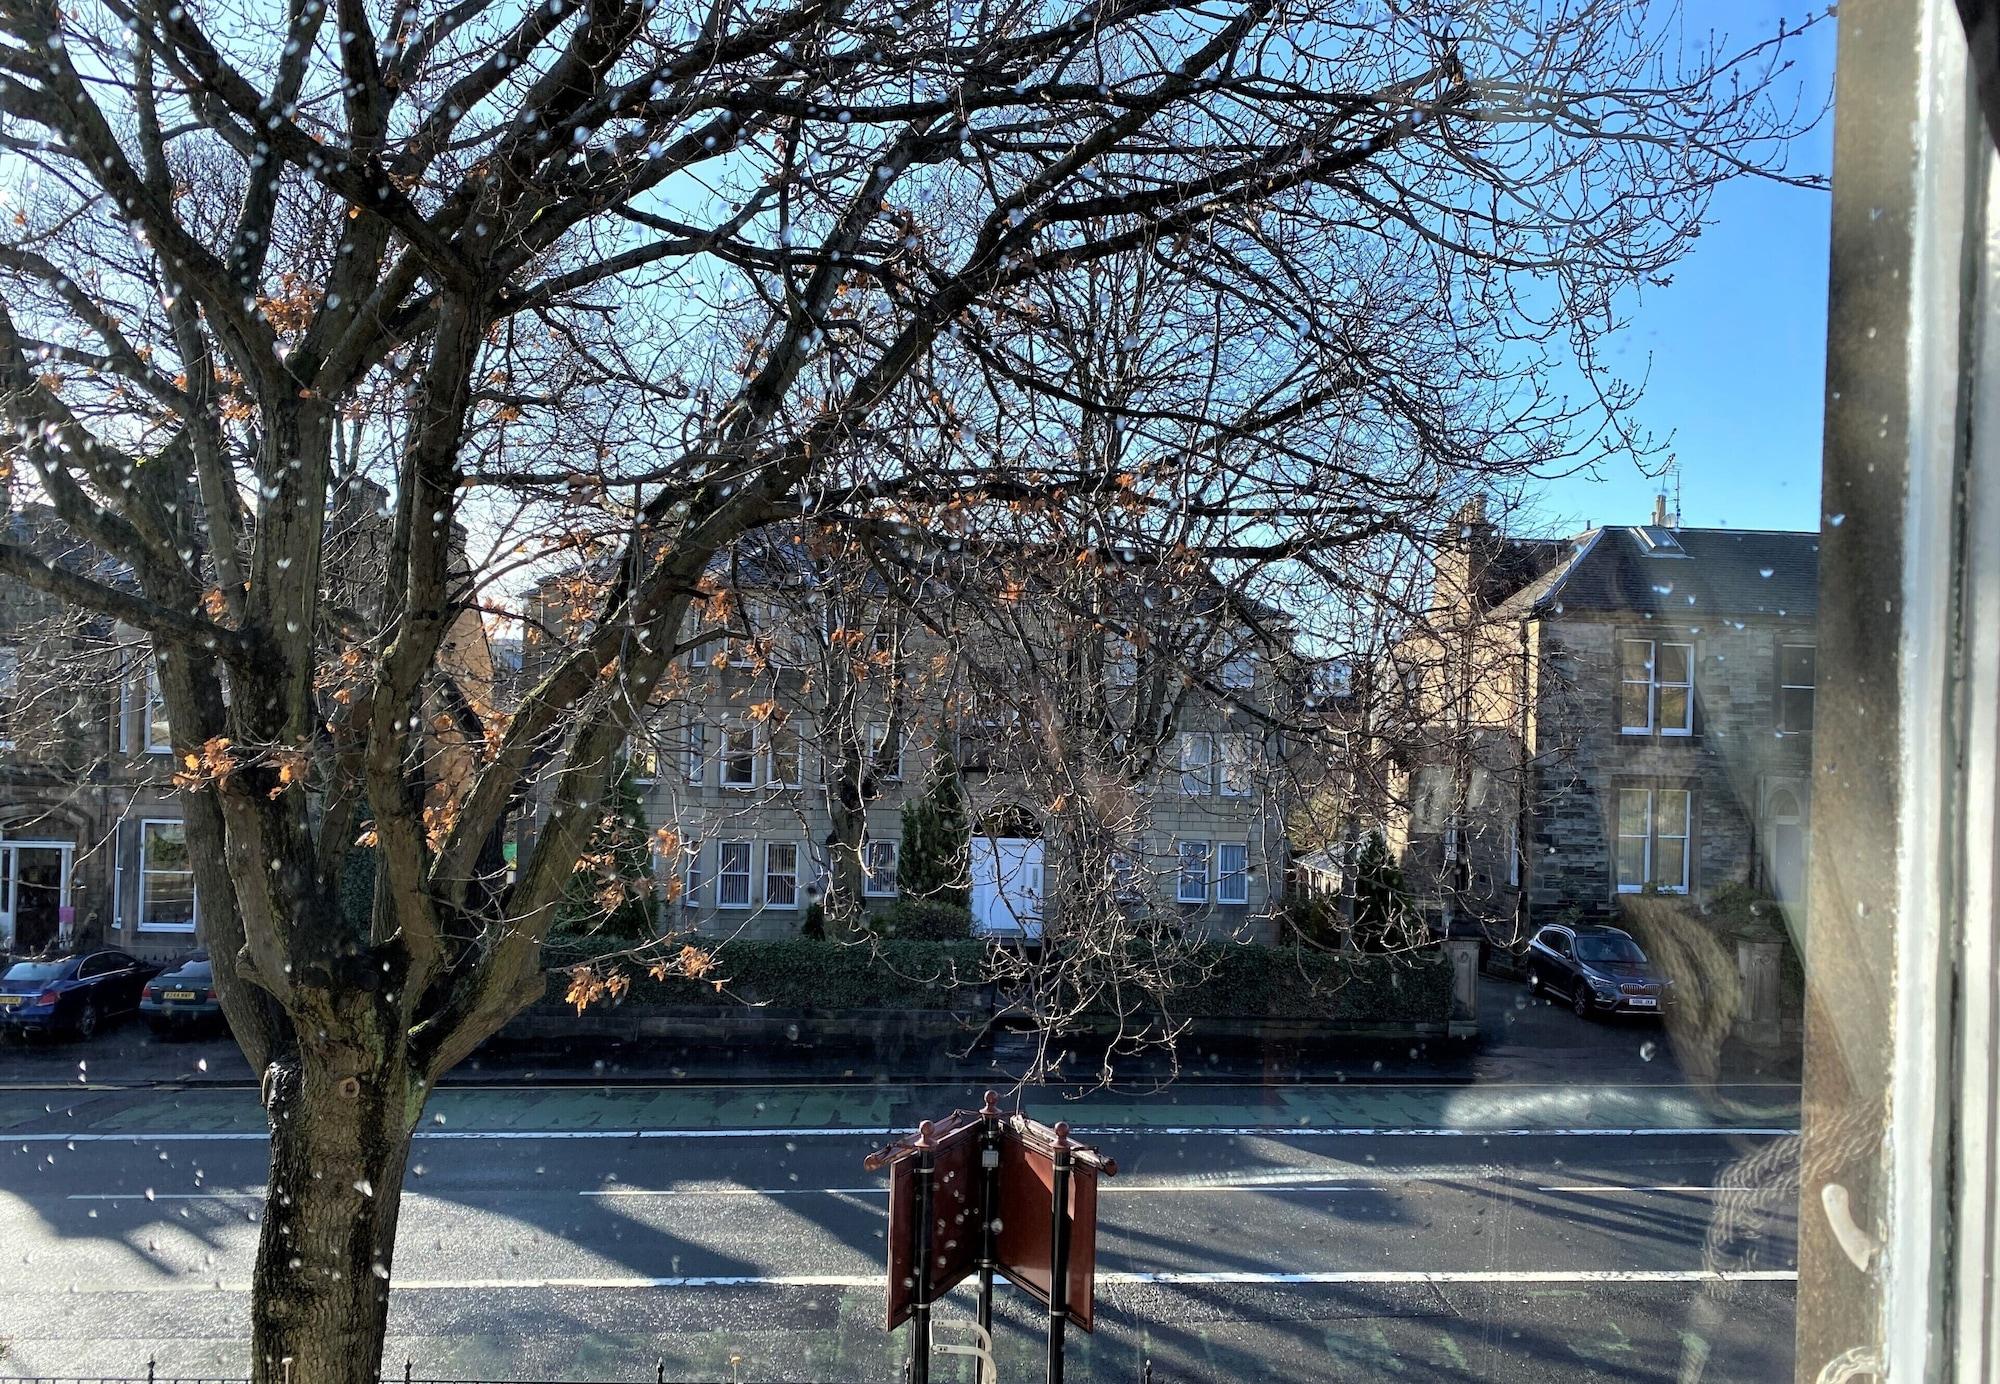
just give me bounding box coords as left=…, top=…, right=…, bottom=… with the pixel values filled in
left=250, top=1043, right=419, bottom=1384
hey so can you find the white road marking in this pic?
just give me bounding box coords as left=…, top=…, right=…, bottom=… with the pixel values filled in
left=65, top=1268, right=1800, bottom=1295
left=8, top=1124, right=1801, bottom=1144
left=579, top=1183, right=1375, bottom=1198
left=1539, top=1185, right=1730, bottom=1193
left=66, top=1192, right=261, bottom=1201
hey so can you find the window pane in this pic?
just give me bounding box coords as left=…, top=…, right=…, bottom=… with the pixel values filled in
left=1781, top=644, right=1816, bottom=687
left=1177, top=841, right=1208, bottom=901
left=718, top=842, right=751, bottom=906
left=1616, top=837, right=1648, bottom=891
left=1655, top=789, right=1691, bottom=836
left=1217, top=844, right=1249, bottom=903
left=141, top=822, right=195, bottom=929
left=1619, top=639, right=1654, bottom=679
left=722, top=728, right=756, bottom=786
left=1781, top=685, right=1816, bottom=733
left=1656, top=642, right=1692, bottom=684
left=1619, top=679, right=1653, bottom=729
left=1652, top=837, right=1688, bottom=891
left=1617, top=788, right=1652, bottom=836
left=1179, top=733, right=1212, bottom=794
left=1657, top=686, right=1691, bottom=732
left=864, top=841, right=898, bottom=895
left=764, top=844, right=798, bottom=908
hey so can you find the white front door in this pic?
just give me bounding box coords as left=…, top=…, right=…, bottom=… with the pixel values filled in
left=0, top=840, right=71, bottom=954
left=970, top=837, right=1044, bottom=939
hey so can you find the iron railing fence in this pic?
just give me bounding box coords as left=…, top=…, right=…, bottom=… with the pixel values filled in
left=0, top=1354, right=1166, bottom=1384
left=0, top=1367, right=851, bottom=1384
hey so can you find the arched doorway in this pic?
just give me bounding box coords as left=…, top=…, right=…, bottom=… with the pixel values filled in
left=969, top=805, right=1043, bottom=939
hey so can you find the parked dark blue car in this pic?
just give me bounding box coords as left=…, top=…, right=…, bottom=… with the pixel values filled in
left=0, top=950, right=162, bottom=1039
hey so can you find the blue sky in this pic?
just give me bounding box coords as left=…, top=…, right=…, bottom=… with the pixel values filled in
left=1531, top=2, right=1836, bottom=537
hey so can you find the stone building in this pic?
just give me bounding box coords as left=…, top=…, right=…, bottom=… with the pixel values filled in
left=0, top=486, right=495, bottom=961
left=1382, top=501, right=1818, bottom=941
left=1, top=506, right=197, bottom=959
left=517, top=536, right=1303, bottom=943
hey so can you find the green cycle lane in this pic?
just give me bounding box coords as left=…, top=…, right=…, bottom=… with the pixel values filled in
left=0, top=1079, right=1799, bottom=1140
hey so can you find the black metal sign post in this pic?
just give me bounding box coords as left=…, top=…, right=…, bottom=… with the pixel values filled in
left=976, top=1091, right=1002, bottom=1338
left=870, top=1102, right=1111, bottom=1384
left=1047, top=1121, right=1074, bottom=1384
left=909, top=1121, right=936, bottom=1384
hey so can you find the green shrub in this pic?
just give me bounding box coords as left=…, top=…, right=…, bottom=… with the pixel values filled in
left=1282, top=888, right=1343, bottom=947
left=550, top=763, right=661, bottom=941
left=867, top=899, right=974, bottom=941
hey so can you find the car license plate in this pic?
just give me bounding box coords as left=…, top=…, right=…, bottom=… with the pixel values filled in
left=165, top=990, right=197, bottom=1002
left=0, top=995, right=21, bottom=1008
left=1629, top=996, right=1658, bottom=1007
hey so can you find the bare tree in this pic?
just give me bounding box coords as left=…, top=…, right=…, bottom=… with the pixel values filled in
left=0, top=0, right=1819, bottom=1375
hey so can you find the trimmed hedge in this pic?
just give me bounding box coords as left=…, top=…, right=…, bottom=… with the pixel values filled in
left=534, top=936, right=1451, bottom=1022
left=542, top=938, right=991, bottom=1012
left=866, top=900, right=975, bottom=941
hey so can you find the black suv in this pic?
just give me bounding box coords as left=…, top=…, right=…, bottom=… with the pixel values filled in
left=1523, top=924, right=1672, bottom=1018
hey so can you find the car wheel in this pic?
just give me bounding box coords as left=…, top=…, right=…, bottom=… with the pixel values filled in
left=74, top=1001, right=99, bottom=1041
left=1572, top=987, right=1593, bottom=1020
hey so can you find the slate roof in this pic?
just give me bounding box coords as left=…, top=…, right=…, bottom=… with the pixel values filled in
left=1512, top=526, right=1820, bottom=621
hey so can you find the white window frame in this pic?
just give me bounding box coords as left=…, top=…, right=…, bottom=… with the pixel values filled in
left=1780, top=643, right=1817, bottom=734
left=1216, top=842, right=1250, bottom=904
left=138, top=818, right=197, bottom=933
left=863, top=839, right=900, bottom=897
left=1219, top=734, right=1256, bottom=798
left=1620, top=638, right=1694, bottom=737
left=715, top=841, right=752, bottom=909
left=720, top=725, right=758, bottom=789
left=1176, top=840, right=1210, bottom=903
left=727, top=599, right=758, bottom=668
left=1615, top=786, right=1692, bottom=895
left=1616, top=788, right=1652, bottom=894
left=764, top=722, right=802, bottom=789
left=1107, top=637, right=1137, bottom=688
left=628, top=744, right=661, bottom=784
left=1219, top=646, right=1256, bottom=691
left=145, top=661, right=172, bottom=754
left=1110, top=848, right=1144, bottom=903
left=868, top=722, right=903, bottom=782
left=681, top=838, right=704, bottom=909
left=1178, top=732, right=1213, bottom=796
left=1653, top=788, right=1692, bottom=894
left=762, top=842, right=800, bottom=910
left=0, top=644, right=17, bottom=751
left=684, top=722, right=706, bottom=784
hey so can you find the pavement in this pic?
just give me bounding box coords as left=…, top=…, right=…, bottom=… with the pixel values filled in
left=0, top=976, right=1805, bottom=1383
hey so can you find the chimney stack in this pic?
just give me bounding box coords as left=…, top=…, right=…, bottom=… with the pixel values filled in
left=1652, top=492, right=1669, bottom=527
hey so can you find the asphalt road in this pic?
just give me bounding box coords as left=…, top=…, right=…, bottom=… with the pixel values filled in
left=0, top=1078, right=1802, bottom=1384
